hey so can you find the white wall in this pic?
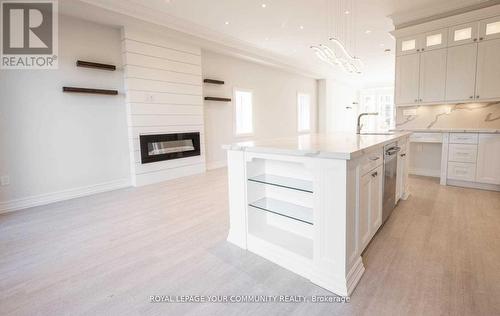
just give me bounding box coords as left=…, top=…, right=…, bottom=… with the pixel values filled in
left=318, top=79, right=360, bottom=133
left=202, top=51, right=318, bottom=169
left=122, top=26, right=205, bottom=187
left=0, top=16, right=130, bottom=212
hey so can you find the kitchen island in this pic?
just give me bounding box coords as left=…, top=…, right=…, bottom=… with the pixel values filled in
left=224, top=132, right=411, bottom=296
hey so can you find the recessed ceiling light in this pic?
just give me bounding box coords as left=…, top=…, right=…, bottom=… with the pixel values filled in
left=224, top=21, right=229, bottom=25
left=299, top=25, right=304, bottom=30
left=365, top=30, right=372, bottom=34
left=344, top=10, right=350, bottom=14
left=261, top=3, right=267, bottom=8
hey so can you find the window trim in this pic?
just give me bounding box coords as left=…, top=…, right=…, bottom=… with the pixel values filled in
left=297, top=92, right=311, bottom=133
left=233, top=87, right=254, bottom=137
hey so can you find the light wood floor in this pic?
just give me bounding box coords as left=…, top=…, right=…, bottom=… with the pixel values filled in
left=1, top=169, right=500, bottom=316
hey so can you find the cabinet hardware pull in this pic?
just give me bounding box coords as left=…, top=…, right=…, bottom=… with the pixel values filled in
left=372, top=172, right=378, bottom=178
left=421, top=48, right=425, bottom=51
left=400, top=153, right=406, bottom=157
left=476, top=95, right=480, bottom=98
left=469, top=96, right=473, bottom=99
left=473, top=38, right=477, bottom=41
left=416, top=49, right=420, bottom=52
left=479, top=37, right=484, bottom=40
left=369, top=156, right=380, bottom=161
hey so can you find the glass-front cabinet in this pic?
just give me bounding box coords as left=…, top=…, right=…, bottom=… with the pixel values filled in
left=448, top=22, right=479, bottom=46
left=423, top=28, right=448, bottom=50
left=396, top=35, right=423, bottom=55
left=479, top=16, right=500, bottom=41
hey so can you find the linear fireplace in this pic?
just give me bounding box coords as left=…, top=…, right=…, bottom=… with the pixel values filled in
left=139, top=132, right=201, bottom=164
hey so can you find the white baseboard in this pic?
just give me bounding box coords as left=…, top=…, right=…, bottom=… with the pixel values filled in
left=0, top=178, right=131, bottom=214
left=409, top=168, right=441, bottom=178
left=206, top=160, right=227, bottom=170
left=446, top=179, right=500, bottom=192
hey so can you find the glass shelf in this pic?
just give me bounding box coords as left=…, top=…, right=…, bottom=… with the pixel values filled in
left=249, top=197, right=313, bottom=225
left=248, top=174, right=313, bottom=193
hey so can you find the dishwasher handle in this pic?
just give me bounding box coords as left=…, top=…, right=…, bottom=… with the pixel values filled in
left=385, top=146, right=401, bottom=156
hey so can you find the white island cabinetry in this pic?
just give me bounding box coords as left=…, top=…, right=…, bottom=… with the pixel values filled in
left=225, top=133, right=411, bottom=296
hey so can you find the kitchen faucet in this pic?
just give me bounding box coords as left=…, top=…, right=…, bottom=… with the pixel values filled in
left=356, top=112, right=379, bottom=134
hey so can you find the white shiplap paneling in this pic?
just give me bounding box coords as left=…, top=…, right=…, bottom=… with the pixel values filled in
left=122, top=27, right=205, bottom=186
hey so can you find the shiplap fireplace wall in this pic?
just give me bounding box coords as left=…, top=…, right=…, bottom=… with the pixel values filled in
left=122, top=26, right=206, bottom=186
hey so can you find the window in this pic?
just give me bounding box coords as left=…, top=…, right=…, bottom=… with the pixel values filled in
left=359, top=88, right=395, bottom=131
left=234, top=89, right=253, bottom=135
left=297, top=93, right=311, bottom=132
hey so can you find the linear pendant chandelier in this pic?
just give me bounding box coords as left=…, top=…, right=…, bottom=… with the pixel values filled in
left=311, top=0, right=363, bottom=74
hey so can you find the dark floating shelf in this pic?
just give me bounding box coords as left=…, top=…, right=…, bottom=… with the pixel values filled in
left=63, top=87, right=118, bottom=95
left=76, top=60, right=116, bottom=71
left=204, top=97, right=231, bottom=102
left=203, top=79, right=224, bottom=85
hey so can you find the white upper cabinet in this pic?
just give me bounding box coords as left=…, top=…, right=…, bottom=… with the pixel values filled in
left=445, top=43, right=478, bottom=102
left=475, top=38, right=500, bottom=101
left=448, top=22, right=479, bottom=46
left=423, top=29, right=448, bottom=51
left=476, top=134, right=500, bottom=185
left=479, top=16, right=500, bottom=41
left=396, top=35, right=423, bottom=56
left=394, top=13, right=500, bottom=105
left=395, top=54, right=420, bottom=105
left=419, top=49, right=447, bottom=103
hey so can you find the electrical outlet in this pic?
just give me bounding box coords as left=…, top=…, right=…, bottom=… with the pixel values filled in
left=0, top=175, right=9, bottom=186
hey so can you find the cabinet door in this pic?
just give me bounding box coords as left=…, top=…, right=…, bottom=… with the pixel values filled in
left=419, top=49, right=447, bottom=103
left=396, top=149, right=408, bottom=202
left=359, top=172, right=371, bottom=250
left=423, top=28, right=448, bottom=51
left=479, top=16, right=500, bottom=41
left=475, top=38, right=500, bottom=101
left=395, top=54, right=420, bottom=105
left=369, top=166, right=383, bottom=237
left=448, top=22, right=479, bottom=47
left=445, top=43, right=478, bottom=102
left=476, top=134, right=500, bottom=185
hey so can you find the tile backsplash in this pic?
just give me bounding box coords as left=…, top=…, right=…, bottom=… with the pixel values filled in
left=396, top=102, right=500, bottom=130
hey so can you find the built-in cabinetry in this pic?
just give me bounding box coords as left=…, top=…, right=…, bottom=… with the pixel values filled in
left=394, top=13, right=500, bottom=106
left=225, top=134, right=411, bottom=296
left=396, top=141, right=409, bottom=202
left=409, top=131, right=500, bottom=190
left=358, top=153, right=383, bottom=251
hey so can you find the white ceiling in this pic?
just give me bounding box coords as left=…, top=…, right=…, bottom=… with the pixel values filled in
left=74, top=0, right=491, bottom=86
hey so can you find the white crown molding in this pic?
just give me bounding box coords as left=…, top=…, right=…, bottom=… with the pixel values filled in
left=0, top=178, right=131, bottom=214
left=389, top=0, right=500, bottom=29
left=62, top=0, right=323, bottom=79
left=390, top=3, right=500, bottom=37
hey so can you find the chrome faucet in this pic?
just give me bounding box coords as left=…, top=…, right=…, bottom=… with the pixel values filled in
left=357, top=112, right=379, bottom=134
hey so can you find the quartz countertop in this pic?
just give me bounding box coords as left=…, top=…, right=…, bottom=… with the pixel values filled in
left=393, top=128, right=500, bottom=133
left=223, top=132, right=412, bottom=160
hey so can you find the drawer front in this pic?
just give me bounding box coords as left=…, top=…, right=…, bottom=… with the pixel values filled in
left=360, top=148, right=383, bottom=175
left=447, top=162, right=476, bottom=181
left=409, top=132, right=443, bottom=143
left=449, top=133, right=478, bottom=144
left=448, top=144, right=478, bottom=163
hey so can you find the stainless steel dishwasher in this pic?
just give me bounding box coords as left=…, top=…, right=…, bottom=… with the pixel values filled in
left=382, top=142, right=400, bottom=223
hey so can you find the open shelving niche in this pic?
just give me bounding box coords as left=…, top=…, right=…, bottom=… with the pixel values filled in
left=246, top=157, right=314, bottom=265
